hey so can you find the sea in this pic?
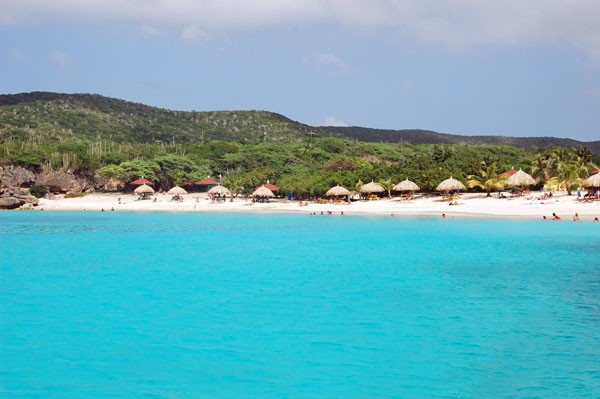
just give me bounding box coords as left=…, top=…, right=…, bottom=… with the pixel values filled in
left=1, top=211, right=599, bottom=398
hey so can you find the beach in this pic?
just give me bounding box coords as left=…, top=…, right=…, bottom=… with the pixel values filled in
left=35, top=191, right=600, bottom=220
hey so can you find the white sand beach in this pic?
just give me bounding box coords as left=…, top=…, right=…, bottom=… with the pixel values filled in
left=36, top=191, right=600, bottom=221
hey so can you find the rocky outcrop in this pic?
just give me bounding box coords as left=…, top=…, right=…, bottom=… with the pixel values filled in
left=93, top=172, right=126, bottom=191
left=0, top=165, right=39, bottom=209
left=35, top=170, right=93, bottom=194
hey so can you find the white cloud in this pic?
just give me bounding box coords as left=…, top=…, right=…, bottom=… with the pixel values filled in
left=49, top=51, right=71, bottom=68
left=181, top=24, right=212, bottom=42
left=140, top=25, right=161, bottom=35
left=315, top=53, right=349, bottom=73
left=323, top=116, right=347, bottom=126
left=3, top=1, right=600, bottom=55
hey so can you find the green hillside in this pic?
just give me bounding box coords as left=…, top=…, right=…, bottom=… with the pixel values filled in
left=0, top=92, right=323, bottom=145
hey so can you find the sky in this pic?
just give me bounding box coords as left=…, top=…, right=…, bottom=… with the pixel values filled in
left=1, top=0, right=599, bottom=141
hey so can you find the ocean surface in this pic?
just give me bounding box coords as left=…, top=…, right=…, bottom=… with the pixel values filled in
left=1, top=211, right=599, bottom=398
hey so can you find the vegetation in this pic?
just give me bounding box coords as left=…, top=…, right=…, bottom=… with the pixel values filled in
left=29, top=184, right=48, bottom=198
left=1, top=92, right=598, bottom=196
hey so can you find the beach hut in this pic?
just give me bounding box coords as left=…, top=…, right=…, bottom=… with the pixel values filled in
left=134, top=184, right=155, bottom=194
left=252, top=186, right=275, bottom=198
left=583, top=173, right=600, bottom=188
left=393, top=179, right=420, bottom=200
left=208, top=185, right=232, bottom=197
left=359, top=181, right=385, bottom=194
left=436, top=177, right=466, bottom=192
left=326, top=185, right=351, bottom=197
left=134, top=184, right=155, bottom=200
left=393, top=179, right=420, bottom=192
left=130, top=177, right=154, bottom=186
left=506, top=169, right=536, bottom=187
left=167, top=186, right=187, bottom=195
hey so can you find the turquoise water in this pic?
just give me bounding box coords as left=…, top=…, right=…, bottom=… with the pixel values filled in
left=1, top=212, right=599, bottom=398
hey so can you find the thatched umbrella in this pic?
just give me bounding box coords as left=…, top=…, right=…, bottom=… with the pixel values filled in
left=393, top=179, right=420, bottom=192
left=208, top=185, right=232, bottom=196
left=167, top=186, right=187, bottom=195
left=134, top=184, right=155, bottom=194
left=582, top=172, right=600, bottom=188
left=436, top=177, right=466, bottom=192
left=252, top=186, right=275, bottom=197
left=326, top=185, right=351, bottom=197
left=360, top=181, right=385, bottom=194
left=506, top=169, right=536, bottom=187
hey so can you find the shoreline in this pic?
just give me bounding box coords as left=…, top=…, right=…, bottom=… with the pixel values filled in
left=23, top=191, right=600, bottom=221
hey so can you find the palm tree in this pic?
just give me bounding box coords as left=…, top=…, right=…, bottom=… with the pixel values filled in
left=574, top=146, right=598, bottom=176
left=378, top=178, right=393, bottom=198
left=467, top=161, right=505, bottom=197
left=547, top=161, right=585, bottom=195
left=531, top=153, right=549, bottom=182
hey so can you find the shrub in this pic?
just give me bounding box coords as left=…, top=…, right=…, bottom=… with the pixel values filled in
left=29, top=184, right=49, bottom=198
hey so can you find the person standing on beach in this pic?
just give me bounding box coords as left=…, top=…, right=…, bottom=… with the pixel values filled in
left=573, top=213, right=580, bottom=221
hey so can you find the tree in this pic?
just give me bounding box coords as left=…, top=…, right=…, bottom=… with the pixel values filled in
left=467, top=161, right=505, bottom=197
left=547, top=161, right=584, bottom=195
left=378, top=178, right=393, bottom=198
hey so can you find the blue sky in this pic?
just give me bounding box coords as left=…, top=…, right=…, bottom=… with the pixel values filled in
left=1, top=1, right=599, bottom=141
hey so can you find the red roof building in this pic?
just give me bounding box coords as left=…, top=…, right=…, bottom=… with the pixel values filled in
left=499, top=169, right=518, bottom=177
left=257, top=183, right=279, bottom=191
left=195, top=178, right=219, bottom=185
left=130, top=177, right=154, bottom=185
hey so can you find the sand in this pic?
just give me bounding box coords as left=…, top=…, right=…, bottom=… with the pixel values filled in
left=34, top=191, right=600, bottom=221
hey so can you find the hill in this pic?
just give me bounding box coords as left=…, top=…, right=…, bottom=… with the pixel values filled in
left=0, top=92, right=324, bottom=145
left=323, top=126, right=600, bottom=155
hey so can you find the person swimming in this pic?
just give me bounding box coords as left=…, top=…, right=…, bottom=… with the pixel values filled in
left=552, top=212, right=561, bottom=221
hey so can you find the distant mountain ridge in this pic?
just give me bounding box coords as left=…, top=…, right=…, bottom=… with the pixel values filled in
left=322, top=126, right=600, bottom=155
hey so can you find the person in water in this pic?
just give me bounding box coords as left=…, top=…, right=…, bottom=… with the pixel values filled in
left=552, top=212, right=561, bottom=221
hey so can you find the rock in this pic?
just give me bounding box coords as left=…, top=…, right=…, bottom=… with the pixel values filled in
left=0, top=196, right=22, bottom=209
left=93, top=172, right=125, bottom=191
left=0, top=165, right=35, bottom=190
left=0, top=165, right=38, bottom=209
left=35, top=170, right=87, bottom=193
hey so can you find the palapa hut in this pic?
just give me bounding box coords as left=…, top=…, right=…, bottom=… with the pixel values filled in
left=506, top=169, right=536, bottom=187
left=167, top=186, right=187, bottom=195
left=208, top=185, right=232, bottom=197
left=393, top=179, right=420, bottom=199
left=326, top=185, right=351, bottom=197
left=134, top=184, right=155, bottom=194
left=252, top=185, right=275, bottom=198
left=436, top=177, right=466, bottom=192
left=582, top=173, right=600, bottom=199
left=582, top=173, right=600, bottom=188
left=134, top=184, right=155, bottom=199
left=360, top=181, right=385, bottom=193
